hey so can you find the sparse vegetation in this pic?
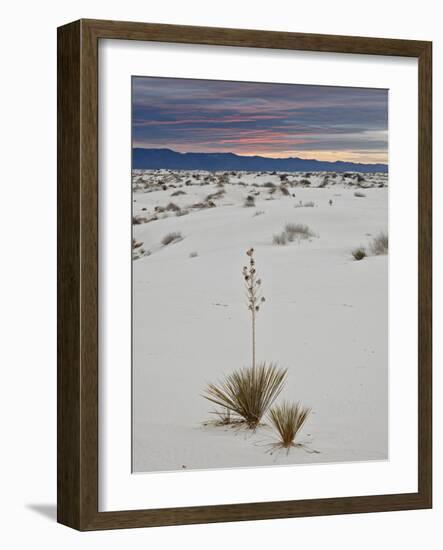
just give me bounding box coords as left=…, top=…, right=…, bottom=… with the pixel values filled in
left=171, top=190, right=186, bottom=196
left=161, top=231, right=182, bottom=246
left=280, top=185, right=290, bottom=196
left=268, top=402, right=311, bottom=451
left=369, top=231, right=388, bottom=255
left=165, top=202, right=181, bottom=212
left=352, top=247, right=367, bottom=261
left=206, top=190, right=225, bottom=201
left=253, top=210, right=265, bottom=217
left=176, top=208, right=190, bottom=217
left=273, top=223, right=316, bottom=245
left=284, top=223, right=315, bottom=241
left=354, top=191, right=366, bottom=198
left=294, top=200, right=315, bottom=208
left=273, top=232, right=288, bottom=246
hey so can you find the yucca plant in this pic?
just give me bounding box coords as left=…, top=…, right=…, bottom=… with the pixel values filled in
left=204, top=362, right=287, bottom=429
left=268, top=401, right=311, bottom=451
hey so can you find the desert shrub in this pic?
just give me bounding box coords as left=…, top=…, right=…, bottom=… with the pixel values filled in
left=280, top=185, right=290, bottom=196
left=356, top=174, right=366, bottom=183
left=244, top=195, right=256, bottom=207
left=352, top=247, right=367, bottom=261
left=203, top=363, right=287, bottom=429
left=171, top=190, right=186, bottom=196
left=299, top=178, right=311, bottom=186
left=354, top=191, right=366, bottom=198
left=206, top=190, right=225, bottom=201
left=165, top=202, right=181, bottom=212
left=268, top=401, right=311, bottom=450
left=192, top=200, right=216, bottom=210
left=263, top=182, right=276, bottom=188
left=161, top=231, right=182, bottom=246
left=189, top=251, right=198, bottom=258
left=369, top=231, right=388, bottom=255
left=273, top=232, right=288, bottom=246
left=176, top=208, right=190, bottom=217
left=284, top=223, right=315, bottom=241
left=294, top=201, right=315, bottom=208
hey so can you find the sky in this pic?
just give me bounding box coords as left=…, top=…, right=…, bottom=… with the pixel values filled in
left=132, top=77, right=388, bottom=164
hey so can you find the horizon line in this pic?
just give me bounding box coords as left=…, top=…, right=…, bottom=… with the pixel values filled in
left=132, top=146, right=388, bottom=166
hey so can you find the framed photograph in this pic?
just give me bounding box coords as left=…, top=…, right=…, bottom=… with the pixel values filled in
left=57, top=19, right=432, bottom=530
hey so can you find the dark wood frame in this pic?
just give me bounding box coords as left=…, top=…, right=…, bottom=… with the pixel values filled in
left=57, top=18, right=432, bottom=531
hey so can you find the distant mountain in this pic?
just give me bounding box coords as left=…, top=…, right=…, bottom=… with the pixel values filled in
left=133, top=148, right=388, bottom=173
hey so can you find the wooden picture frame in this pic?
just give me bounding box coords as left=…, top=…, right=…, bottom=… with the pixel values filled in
left=57, top=18, right=432, bottom=530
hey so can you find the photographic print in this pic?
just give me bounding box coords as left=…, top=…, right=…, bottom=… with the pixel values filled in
left=131, top=76, right=388, bottom=473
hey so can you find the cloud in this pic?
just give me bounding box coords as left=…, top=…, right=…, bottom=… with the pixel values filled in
left=132, top=76, right=388, bottom=163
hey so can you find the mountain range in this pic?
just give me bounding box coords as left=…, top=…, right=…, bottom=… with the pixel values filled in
left=133, top=148, right=388, bottom=173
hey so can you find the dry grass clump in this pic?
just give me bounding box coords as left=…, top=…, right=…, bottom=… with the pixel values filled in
left=165, top=202, right=181, bottom=212
left=273, top=232, right=288, bottom=246
left=369, top=231, right=388, bottom=255
left=268, top=401, right=311, bottom=451
left=299, top=178, right=311, bottom=186
left=273, top=223, right=316, bottom=245
left=176, top=208, right=190, bottom=217
left=351, top=247, right=367, bottom=261
left=204, top=363, right=287, bottom=430
left=206, top=189, right=225, bottom=201
left=244, top=195, right=256, bottom=207
left=294, top=200, right=315, bottom=208
left=161, top=231, right=182, bottom=246
left=280, top=185, right=290, bottom=196
left=284, top=223, right=315, bottom=241
left=354, top=191, right=366, bottom=198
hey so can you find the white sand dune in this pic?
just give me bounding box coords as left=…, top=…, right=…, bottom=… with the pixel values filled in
left=132, top=170, right=388, bottom=473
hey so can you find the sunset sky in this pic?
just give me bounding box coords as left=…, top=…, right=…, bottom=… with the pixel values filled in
left=132, top=77, right=388, bottom=164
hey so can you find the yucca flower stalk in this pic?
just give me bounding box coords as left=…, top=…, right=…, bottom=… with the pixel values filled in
left=242, top=248, right=265, bottom=371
